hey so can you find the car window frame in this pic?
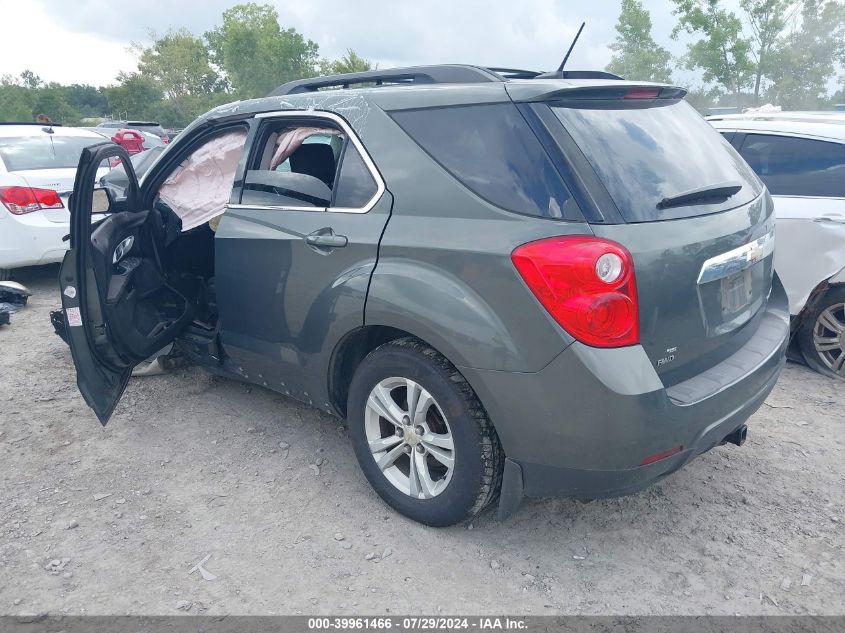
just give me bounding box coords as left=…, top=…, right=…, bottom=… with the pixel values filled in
left=733, top=130, right=845, bottom=200
left=231, top=110, right=384, bottom=215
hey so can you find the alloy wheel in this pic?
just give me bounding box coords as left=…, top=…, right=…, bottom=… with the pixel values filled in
left=364, top=377, right=455, bottom=499
left=812, top=302, right=845, bottom=376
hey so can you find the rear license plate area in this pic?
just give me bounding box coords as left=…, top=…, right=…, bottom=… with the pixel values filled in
left=720, top=268, right=753, bottom=315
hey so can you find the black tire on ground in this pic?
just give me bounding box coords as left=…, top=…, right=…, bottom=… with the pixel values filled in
left=798, top=286, right=845, bottom=380
left=0, top=269, right=11, bottom=281
left=347, top=337, right=504, bottom=527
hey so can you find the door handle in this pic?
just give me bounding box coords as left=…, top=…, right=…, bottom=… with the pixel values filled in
left=305, top=229, right=348, bottom=249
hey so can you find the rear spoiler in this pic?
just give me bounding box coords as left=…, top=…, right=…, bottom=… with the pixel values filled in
left=506, top=83, right=687, bottom=103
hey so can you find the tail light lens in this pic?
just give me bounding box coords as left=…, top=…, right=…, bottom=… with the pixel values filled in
left=624, top=87, right=661, bottom=99
left=0, top=186, right=64, bottom=215
left=511, top=236, right=639, bottom=347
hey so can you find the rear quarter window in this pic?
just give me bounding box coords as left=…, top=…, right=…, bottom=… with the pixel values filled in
left=738, top=134, right=845, bottom=198
left=551, top=100, right=762, bottom=222
left=390, top=103, right=582, bottom=220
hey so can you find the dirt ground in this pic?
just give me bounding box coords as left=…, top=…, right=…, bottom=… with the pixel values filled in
left=1, top=264, right=843, bottom=617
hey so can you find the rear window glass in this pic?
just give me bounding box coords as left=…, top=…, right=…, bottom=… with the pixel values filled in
left=551, top=100, right=761, bottom=222
left=738, top=134, right=845, bottom=198
left=0, top=135, right=100, bottom=171
left=391, top=103, right=581, bottom=220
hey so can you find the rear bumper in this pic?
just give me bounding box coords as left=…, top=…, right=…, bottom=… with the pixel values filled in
left=0, top=210, right=68, bottom=269
left=460, top=276, right=789, bottom=514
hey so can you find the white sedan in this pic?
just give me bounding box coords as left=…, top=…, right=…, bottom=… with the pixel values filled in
left=709, top=114, right=845, bottom=378
left=0, top=124, right=108, bottom=280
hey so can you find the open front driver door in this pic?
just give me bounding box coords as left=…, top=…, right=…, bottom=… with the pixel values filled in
left=59, top=142, right=193, bottom=425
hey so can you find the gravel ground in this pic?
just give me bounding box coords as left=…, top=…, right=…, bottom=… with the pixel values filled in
left=1, top=265, right=843, bottom=617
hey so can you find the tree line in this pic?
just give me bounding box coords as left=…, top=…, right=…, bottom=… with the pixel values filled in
left=0, top=3, right=373, bottom=128
left=608, top=0, right=845, bottom=110
left=1, top=0, right=843, bottom=126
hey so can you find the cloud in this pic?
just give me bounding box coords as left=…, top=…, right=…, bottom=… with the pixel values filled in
left=2, top=0, right=700, bottom=86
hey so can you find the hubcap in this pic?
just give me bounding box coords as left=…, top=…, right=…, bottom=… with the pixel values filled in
left=364, top=377, right=455, bottom=499
left=812, top=303, right=845, bottom=377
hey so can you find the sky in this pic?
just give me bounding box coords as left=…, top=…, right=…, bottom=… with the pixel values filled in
left=0, top=0, right=726, bottom=88
left=0, top=0, right=700, bottom=85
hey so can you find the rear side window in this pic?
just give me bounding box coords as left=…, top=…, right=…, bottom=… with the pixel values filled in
left=334, top=143, right=378, bottom=208
left=391, top=104, right=581, bottom=220
left=551, top=100, right=762, bottom=222
left=738, top=134, right=845, bottom=198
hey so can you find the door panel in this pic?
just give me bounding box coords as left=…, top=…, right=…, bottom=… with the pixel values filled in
left=59, top=142, right=192, bottom=424
left=215, top=192, right=392, bottom=406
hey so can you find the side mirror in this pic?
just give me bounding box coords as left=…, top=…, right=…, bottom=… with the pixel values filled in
left=68, top=187, right=116, bottom=216
left=92, top=187, right=114, bottom=214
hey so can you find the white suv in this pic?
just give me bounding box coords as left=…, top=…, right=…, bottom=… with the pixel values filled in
left=0, top=124, right=108, bottom=280
left=709, top=113, right=845, bottom=378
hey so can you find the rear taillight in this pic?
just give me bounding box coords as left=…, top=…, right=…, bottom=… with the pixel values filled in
left=0, top=186, right=64, bottom=215
left=162, top=136, right=170, bottom=144
left=511, top=236, right=639, bottom=347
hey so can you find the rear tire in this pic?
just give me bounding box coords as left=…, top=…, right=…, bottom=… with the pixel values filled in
left=347, top=337, right=504, bottom=526
left=798, top=287, right=845, bottom=379
left=0, top=268, right=11, bottom=281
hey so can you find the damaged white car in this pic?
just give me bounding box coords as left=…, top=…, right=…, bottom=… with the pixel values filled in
left=709, top=115, right=845, bottom=378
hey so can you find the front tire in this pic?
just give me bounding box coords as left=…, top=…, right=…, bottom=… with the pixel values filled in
left=0, top=268, right=11, bottom=281
left=798, top=287, right=845, bottom=379
left=347, top=338, right=504, bottom=526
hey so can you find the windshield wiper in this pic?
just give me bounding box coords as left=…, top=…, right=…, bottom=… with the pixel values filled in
left=657, top=181, right=743, bottom=210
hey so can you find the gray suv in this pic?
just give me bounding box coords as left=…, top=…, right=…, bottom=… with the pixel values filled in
left=59, top=65, right=789, bottom=526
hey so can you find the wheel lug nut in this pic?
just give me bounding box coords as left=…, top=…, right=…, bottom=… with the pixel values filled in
left=403, top=445, right=412, bottom=454
left=402, top=416, right=411, bottom=426
left=415, top=425, right=424, bottom=436
left=416, top=445, right=425, bottom=454
left=395, top=428, right=403, bottom=437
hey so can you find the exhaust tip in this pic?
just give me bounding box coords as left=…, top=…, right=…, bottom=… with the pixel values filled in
left=724, top=424, right=748, bottom=447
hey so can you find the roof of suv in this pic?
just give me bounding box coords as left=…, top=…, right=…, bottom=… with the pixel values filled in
left=708, top=117, right=845, bottom=142
left=191, top=65, right=677, bottom=126
left=706, top=111, right=845, bottom=124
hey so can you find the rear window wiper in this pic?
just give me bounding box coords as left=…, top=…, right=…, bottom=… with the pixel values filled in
left=657, top=181, right=743, bottom=210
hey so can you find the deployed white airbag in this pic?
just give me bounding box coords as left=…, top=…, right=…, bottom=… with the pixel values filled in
left=270, top=127, right=340, bottom=169
left=159, top=129, right=248, bottom=231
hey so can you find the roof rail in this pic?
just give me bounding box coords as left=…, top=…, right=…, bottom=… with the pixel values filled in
left=269, top=65, right=504, bottom=96
left=268, top=64, right=626, bottom=97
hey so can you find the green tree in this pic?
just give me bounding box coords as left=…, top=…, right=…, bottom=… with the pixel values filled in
left=63, top=84, right=110, bottom=118
left=606, top=0, right=673, bottom=82
left=33, top=83, right=82, bottom=124
left=0, top=75, right=36, bottom=121
left=206, top=3, right=319, bottom=98
left=319, top=49, right=375, bottom=75
left=134, top=28, right=226, bottom=121
left=684, top=84, right=723, bottom=112
left=740, top=0, right=799, bottom=105
left=136, top=29, right=226, bottom=100
left=19, top=69, right=42, bottom=90
left=106, top=72, right=163, bottom=121
left=764, top=0, right=845, bottom=108
left=672, top=0, right=755, bottom=108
